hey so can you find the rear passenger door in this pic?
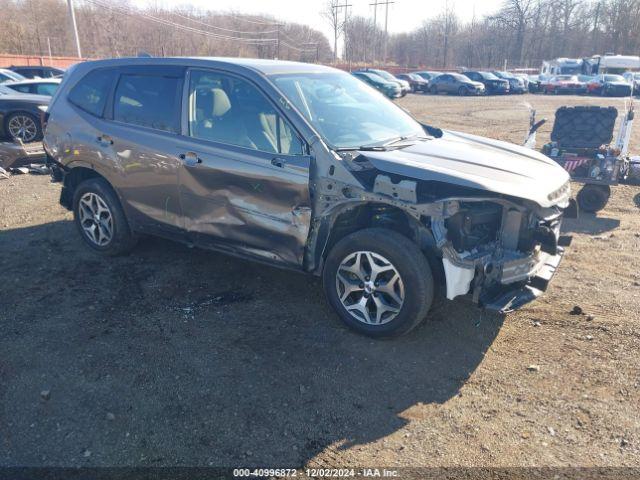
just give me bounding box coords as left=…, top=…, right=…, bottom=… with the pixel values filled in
left=177, top=68, right=312, bottom=268
left=97, top=65, right=187, bottom=236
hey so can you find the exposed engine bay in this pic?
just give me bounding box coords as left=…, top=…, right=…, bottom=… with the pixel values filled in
left=309, top=139, right=575, bottom=313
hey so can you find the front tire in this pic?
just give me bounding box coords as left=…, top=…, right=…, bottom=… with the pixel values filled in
left=73, top=177, right=138, bottom=255
left=323, top=228, right=434, bottom=337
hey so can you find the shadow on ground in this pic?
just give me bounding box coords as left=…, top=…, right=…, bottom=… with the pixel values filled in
left=0, top=220, right=503, bottom=467
left=561, top=214, right=620, bottom=235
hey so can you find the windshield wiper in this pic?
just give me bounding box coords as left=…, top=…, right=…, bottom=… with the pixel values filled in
left=335, top=145, right=389, bottom=152
left=334, top=134, right=430, bottom=152
left=382, top=134, right=429, bottom=147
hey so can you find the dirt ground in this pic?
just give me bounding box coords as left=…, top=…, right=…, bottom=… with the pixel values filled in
left=0, top=93, right=639, bottom=470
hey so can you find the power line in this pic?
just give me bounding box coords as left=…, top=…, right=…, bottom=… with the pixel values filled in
left=170, top=11, right=280, bottom=35
left=84, top=0, right=278, bottom=44
left=226, top=13, right=282, bottom=26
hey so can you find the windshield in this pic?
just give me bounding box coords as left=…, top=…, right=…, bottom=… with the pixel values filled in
left=559, top=65, right=582, bottom=74
left=0, top=85, right=15, bottom=95
left=450, top=73, right=470, bottom=81
left=273, top=71, right=425, bottom=149
left=369, top=70, right=397, bottom=82
left=604, top=74, right=625, bottom=82
left=355, top=72, right=386, bottom=84
left=480, top=72, right=499, bottom=80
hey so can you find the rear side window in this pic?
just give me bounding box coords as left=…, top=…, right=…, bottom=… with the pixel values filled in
left=11, top=85, right=31, bottom=94
left=36, top=84, right=58, bottom=96
left=114, top=74, right=181, bottom=133
left=68, top=69, right=116, bottom=117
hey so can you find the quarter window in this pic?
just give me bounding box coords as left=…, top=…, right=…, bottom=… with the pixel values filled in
left=114, top=74, right=182, bottom=133
left=188, top=70, right=304, bottom=155
left=68, top=69, right=116, bottom=117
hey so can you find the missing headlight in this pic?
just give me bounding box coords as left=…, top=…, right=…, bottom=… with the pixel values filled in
left=445, top=202, right=502, bottom=252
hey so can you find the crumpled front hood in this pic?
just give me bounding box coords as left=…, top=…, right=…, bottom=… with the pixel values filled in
left=361, top=130, right=570, bottom=208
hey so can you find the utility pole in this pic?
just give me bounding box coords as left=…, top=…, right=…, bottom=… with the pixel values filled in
left=370, top=0, right=379, bottom=63
left=332, top=2, right=351, bottom=63
left=370, top=0, right=394, bottom=65
left=66, top=0, right=82, bottom=58
left=275, top=24, right=282, bottom=59
left=47, top=37, right=52, bottom=65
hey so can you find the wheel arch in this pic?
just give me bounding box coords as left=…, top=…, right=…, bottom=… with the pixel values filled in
left=60, top=165, right=112, bottom=210
left=310, top=201, right=443, bottom=281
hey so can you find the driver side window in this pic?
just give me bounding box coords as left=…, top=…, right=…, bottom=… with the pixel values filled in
left=188, top=70, right=304, bottom=155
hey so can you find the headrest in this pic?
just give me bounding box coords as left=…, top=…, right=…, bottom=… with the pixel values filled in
left=211, top=88, right=231, bottom=117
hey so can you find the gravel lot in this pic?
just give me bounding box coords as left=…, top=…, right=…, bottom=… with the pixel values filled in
left=1, top=93, right=639, bottom=469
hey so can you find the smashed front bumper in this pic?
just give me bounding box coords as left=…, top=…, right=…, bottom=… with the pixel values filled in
left=482, top=246, right=566, bottom=313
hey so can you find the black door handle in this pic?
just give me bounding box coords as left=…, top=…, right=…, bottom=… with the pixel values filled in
left=179, top=151, right=202, bottom=166
left=97, top=134, right=113, bottom=145
left=271, top=157, right=286, bottom=168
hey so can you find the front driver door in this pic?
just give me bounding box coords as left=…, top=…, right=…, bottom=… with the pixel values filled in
left=177, top=69, right=312, bottom=268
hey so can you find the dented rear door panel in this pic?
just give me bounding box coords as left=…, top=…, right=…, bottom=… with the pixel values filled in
left=178, top=140, right=312, bottom=268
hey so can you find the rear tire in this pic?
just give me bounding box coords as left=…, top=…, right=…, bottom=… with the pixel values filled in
left=577, top=184, right=611, bottom=213
left=5, top=112, right=42, bottom=143
left=73, top=177, right=138, bottom=255
left=323, top=228, right=434, bottom=338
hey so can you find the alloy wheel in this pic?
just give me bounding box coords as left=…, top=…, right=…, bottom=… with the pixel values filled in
left=335, top=251, right=405, bottom=325
left=78, top=192, right=114, bottom=246
left=8, top=114, right=38, bottom=142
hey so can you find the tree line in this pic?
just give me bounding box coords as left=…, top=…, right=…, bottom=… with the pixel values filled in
left=344, top=0, right=640, bottom=69
left=1, top=0, right=640, bottom=71
left=0, top=0, right=332, bottom=62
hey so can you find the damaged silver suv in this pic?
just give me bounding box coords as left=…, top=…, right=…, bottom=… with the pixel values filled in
left=44, top=58, right=575, bottom=337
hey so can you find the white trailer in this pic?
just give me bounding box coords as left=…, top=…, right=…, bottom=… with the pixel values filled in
left=583, top=55, right=640, bottom=74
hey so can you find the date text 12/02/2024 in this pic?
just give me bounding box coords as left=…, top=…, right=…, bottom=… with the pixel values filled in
left=232, top=468, right=399, bottom=477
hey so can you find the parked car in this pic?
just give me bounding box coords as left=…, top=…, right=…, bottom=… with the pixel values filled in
left=8, top=65, right=65, bottom=79
left=412, top=71, right=441, bottom=83
left=586, top=74, right=632, bottom=96
left=395, top=73, right=429, bottom=93
left=622, top=71, right=640, bottom=94
left=0, top=84, right=49, bottom=142
left=429, top=73, right=485, bottom=95
left=543, top=75, right=587, bottom=95
left=462, top=71, right=509, bottom=94
left=5, top=78, right=61, bottom=97
left=356, top=68, right=410, bottom=96
left=513, top=73, right=530, bottom=90
left=0, top=68, right=26, bottom=83
left=527, top=75, right=542, bottom=93
left=492, top=71, right=527, bottom=93
left=44, top=57, right=574, bottom=337
left=352, top=71, right=401, bottom=98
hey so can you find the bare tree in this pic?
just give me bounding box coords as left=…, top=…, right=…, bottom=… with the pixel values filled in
left=321, top=0, right=344, bottom=62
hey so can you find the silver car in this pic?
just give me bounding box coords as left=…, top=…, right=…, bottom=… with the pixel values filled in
left=44, top=57, right=574, bottom=337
